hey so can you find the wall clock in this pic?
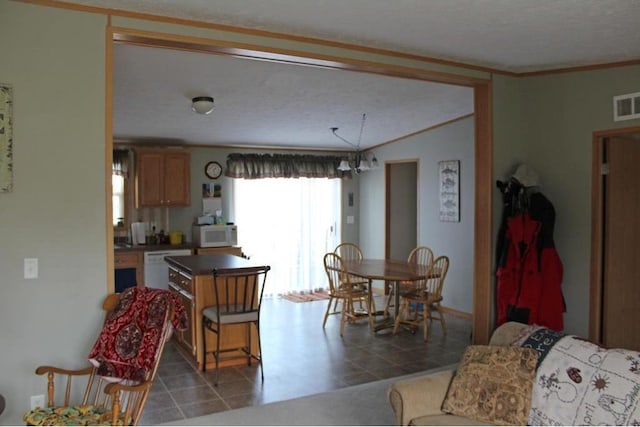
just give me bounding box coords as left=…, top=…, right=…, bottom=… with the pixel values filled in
left=205, top=161, right=223, bottom=179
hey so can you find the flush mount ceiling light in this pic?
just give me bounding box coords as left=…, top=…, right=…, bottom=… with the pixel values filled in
left=331, top=113, right=378, bottom=174
left=191, top=96, right=214, bottom=115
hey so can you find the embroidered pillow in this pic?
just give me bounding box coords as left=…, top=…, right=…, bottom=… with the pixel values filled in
left=442, top=345, right=538, bottom=425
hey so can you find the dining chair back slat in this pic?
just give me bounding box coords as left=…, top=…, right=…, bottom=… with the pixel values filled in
left=202, top=265, right=270, bottom=386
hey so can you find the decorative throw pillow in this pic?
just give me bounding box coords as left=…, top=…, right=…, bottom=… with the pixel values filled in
left=441, top=345, right=538, bottom=425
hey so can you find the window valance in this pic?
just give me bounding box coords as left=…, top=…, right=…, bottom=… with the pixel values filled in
left=112, top=149, right=130, bottom=177
left=225, top=153, right=350, bottom=179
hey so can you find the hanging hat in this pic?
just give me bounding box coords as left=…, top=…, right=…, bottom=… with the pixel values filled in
left=512, top=164, right=540, bottom=187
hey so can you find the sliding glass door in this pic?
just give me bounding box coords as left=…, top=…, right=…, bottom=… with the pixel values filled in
left=233, top=177, right=341, bottom=297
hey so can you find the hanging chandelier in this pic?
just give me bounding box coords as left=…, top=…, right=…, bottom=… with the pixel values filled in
left=331, top=113, right=378, bottom=174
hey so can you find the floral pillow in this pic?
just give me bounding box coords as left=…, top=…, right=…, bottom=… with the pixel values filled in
left=441, top=345, right=538, bottom=425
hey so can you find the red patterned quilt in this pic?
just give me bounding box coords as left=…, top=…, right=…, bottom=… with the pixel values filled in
left=88, top=287, right=187, bottom=382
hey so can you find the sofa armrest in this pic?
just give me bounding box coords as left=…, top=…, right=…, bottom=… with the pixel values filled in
left=488, top=321, right=529, bottom=346
left=387, top=369, right=455, bottom=426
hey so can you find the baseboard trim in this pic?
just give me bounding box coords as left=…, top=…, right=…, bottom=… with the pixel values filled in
left=441, top=306, right=473, bottom=320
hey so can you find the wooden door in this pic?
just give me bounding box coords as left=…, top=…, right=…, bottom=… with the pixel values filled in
left=602, top=137, right=640, bottom=349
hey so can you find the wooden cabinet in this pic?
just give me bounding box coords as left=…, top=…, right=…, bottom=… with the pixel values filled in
left=135, top=150, right=190, bottom=207
left=196, top=246, right=242, bottom=256
left=168, top=268, right=196, bottom=355
left=114, top=251, right=143, bottom=293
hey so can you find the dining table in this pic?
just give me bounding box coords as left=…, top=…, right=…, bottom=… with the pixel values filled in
left=342, top=258, right=431, bottom=332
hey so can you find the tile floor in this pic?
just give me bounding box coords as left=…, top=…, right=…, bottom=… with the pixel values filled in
left=140, top=295, right=472, bottom=425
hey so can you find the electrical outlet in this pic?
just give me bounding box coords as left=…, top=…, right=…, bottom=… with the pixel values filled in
left=30, top=394, right=45, bottom=410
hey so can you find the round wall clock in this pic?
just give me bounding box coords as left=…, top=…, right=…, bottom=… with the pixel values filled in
left=205, top=161, right=223, bottom=179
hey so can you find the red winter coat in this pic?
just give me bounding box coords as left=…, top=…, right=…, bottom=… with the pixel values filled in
left=496, top=211, right=564, bottom=330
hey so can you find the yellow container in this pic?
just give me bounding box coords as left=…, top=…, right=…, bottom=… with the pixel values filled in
left=169, top=231, right=183, bottom=245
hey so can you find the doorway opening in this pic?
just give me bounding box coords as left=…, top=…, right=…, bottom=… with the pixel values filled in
left=107, top=28, right=493, bottom=344
left=385, top=160, right=418, bottom=260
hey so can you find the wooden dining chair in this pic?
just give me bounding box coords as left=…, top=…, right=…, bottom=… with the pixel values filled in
left=392, top=255, right=449, bottom=341
left=202, top=265, right=270, bottom=386
left=384, top=246, right=434, bottom=317
left=334, top=242, right=375, bottom=313
left=23, top=288, right=184, bottom=426
left=323, top=252, right=374, bottom=335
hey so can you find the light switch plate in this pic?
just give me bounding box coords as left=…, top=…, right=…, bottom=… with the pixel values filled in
left=24, top=258, right=38, bottom=279
left=346, top=215, right=355, bottom=224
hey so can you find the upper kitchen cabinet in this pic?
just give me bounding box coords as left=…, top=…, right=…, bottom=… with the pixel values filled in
left=135, top=150, right=191, bottom=207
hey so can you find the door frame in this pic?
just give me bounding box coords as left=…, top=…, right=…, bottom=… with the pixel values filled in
left=589, top=125, right=640, bottom=342
left=106, top=25, right=494, bottom=344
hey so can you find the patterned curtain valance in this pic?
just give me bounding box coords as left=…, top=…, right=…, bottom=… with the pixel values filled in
left=225, top=153, right=350, bottom=179
left=112, top=149, right=130, bottom=177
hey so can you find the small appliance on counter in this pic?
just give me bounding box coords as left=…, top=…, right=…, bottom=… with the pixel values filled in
left=197, top=215, right=215, bottom=225
left=193, top=224, right=238, bottom=247
left=131, top=222, right=147, bottom=245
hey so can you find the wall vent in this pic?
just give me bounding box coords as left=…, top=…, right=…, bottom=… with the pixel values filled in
left=613, top=92, right=640, bottom=122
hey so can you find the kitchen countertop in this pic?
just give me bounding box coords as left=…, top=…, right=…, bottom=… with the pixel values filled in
left=114, top=243, right=196, bottom=252
left=165, top=254, right=268, bottom=276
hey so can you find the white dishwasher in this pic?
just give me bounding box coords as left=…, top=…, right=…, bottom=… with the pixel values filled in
left=144, top=249, right=192, bottom=289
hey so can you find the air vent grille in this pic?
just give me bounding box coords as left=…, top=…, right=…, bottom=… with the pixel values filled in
left=613, top=92, right=640, bottom=121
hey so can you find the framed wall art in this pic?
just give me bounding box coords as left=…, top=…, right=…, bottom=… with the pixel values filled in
left=439, top=160, right=460, bottom=222
left=0, top=83, right=13, bottom=193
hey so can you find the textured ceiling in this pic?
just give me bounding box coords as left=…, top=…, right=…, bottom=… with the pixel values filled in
left=56, top=0, right=640, bottom=150
left=113, top=44, right=473, bottom=150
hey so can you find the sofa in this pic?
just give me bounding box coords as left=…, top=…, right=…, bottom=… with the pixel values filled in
left=388, top=321, right=640, bottom=425
left=388, top=321, right=526, bottom=425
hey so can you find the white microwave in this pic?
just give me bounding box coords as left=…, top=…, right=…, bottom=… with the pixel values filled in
left=193, top=224, right=238, bottom=247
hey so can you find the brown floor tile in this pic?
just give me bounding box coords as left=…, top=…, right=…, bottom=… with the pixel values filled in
left=144, top=390, right=177, bottom=412
left=204, top=378, right=256, bottom=398
left=161, top=371, right=207, bottom=390
left=179, top=399, right=230, bottom=418
left=170, top=384, right=220, bottom=405
left=224, top=392, right=266, bottom=410
left=139, top=406, right=184, bottom=426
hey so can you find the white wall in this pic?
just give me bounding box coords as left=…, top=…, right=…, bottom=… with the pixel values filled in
left=359, top=115, right=475, bottom=313
left=0, top=2, right=107, bottom=424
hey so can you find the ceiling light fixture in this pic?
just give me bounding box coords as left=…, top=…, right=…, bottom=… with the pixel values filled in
left=192, top=96, right=215, bottom=115
left=331, top=113, right=378, bottom=173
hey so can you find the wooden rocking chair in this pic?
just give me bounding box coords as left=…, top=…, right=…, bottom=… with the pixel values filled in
left=23, top=288, right=185, bottom=426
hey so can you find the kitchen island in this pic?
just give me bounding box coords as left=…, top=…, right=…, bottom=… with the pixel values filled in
left=165, top=254, right=267, bottom=371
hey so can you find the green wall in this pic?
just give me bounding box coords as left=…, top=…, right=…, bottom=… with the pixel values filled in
left=0, top=2, right=107, bottom=424
left=494, top=66, right=640, bottom=336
